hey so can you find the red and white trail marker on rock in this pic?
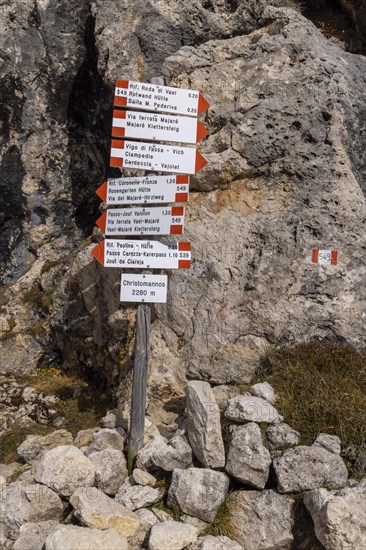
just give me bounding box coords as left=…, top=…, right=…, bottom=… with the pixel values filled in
left=110, top=140, right=207, bottom=174
left=96, top=175, right=189, bottom=205
left=111, top=109, right=208, bottom=144
left=91, top=239, right=191, bottom=269
left=114, top=79, right=210, bottom=117
left=96, top=206, right=185, bottom=236
left=312, top=249, right=338, bottom=265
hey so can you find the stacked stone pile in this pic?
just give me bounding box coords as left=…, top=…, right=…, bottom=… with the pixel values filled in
left=1, top=380, right=364, bottom=550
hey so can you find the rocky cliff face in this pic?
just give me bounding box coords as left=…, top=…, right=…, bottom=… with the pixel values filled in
left=0, top=1, right=365, bottom=423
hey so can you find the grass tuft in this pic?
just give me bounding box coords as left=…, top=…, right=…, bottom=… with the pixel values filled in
left=203, top=497, right=235, bottom=538
left=256, top=342, right=366, bottom=475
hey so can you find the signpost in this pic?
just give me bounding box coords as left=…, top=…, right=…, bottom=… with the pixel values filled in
left=110, top=139, right=207, bottom=173
left=96, top=175, right=189, bottom=205
left=114, top=79, right=210, bottom=116
left=96, top=206, right=185, bottom=236
left=91, top=239, right=191, bottom=269
left=121, top=274, right=168, bottom=303
left=93, top=78, right=209, bottom=471
left=112, top=109, right=208, bottom=144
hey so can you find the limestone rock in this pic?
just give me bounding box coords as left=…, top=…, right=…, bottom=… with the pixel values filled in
left=226, top=490, right=295, bottom=549
left=192, top=535, right=243, bottom=549
left=168, top=468, right=229, bottom=522
left=212, top=385, right=240, bottom=412
left=0, top=482, right=63, bottom=539
left=85, top=428, right=125, bottom=455
left=129, top=507, right=159, bottom=549
left=132, top=468, right=157, bottom=487
left=273, top=445, right=348, bottom=493
left=304, top=481, right=366, bottom=550
left=225, top=396, right=282, bottom=424
left=148, top=521, right=197, bottom=550
left=88, top=448, right=127, bottom=496
left=115, top=478, right=164, bottom=510
left=100, top=412, right=117, bottom=428
left=181, top=514, right=209, bottom=535
left=137, top=435, right=192, bottom=472
left=17, top=430, right=73, bottom=463
left=186, top=380, right=225, bottom=468
left=152, top=508, right=174, bottom=522
left=45, top=525, right=128, bottom=550
left=225, top=423, right=271, bottom=489
left=313, top=433, right=342, bottom=455
left=0, top=475, right=6, bottom=486
left=69, top=487, right=140, bottom=538
left=34, top=445, right=95, bottom=497
left=73, top=429, right=99, bottom=449
left=0, top=463, right=25, bottom=483
left=266, top=422, right=301, bottom=450
left=249, top=382, right=276, bottom=404
left=13, top=520, right=60, bottom=550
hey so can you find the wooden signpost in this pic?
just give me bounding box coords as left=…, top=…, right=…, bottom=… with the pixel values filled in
left=92, top=78, right=209, bottom=470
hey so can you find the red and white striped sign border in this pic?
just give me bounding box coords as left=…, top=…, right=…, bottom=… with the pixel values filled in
left=312, top=249, right=338, bottom=265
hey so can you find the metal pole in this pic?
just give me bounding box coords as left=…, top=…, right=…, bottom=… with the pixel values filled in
left=128, top=302, right=151, bottom=473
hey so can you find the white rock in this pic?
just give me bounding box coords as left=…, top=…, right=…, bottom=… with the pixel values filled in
left=249, top=382, right=277, bottom=404
left=273, top=445, right=348, bottom=493
left=313, top=433, right=341, bottom=455
left=266, top=422, right=300, bottom=450
left=212, top=385, right=241, bottom=412
left=88, top=448, right=127, bottom=495
left=115, top=477, right=164, bottom=510
left=186, top=380, right=225, bottom=468
left=0, top=475, right=6, bottom=486
left=152, top=508, right=174, bottom=522
left=181, top=514, right=209, bottom=535
left=168, top=468, right=229, bottom=522
left=225, top=396, right=282, bottom=424
left=100, top=412, right=117, bottom=428
left=17, top=430, right=73, bottom=463
left=73, top=428, right=99, bottom=448
left=132, top=468, right=157, bottom=487
left=225, top=423, right=271, bottom=489
left=44, top=525, right=128, bottom=550
left=192, top=535, right=243, bottom=549
left=13, top=520, right=60, bottom=550
left=137, top=435, right=192, bottom=472
left=304, top=481, right=366, bottom=550
left=226, top=490, right=295, bottom=549
left=69, top=487, right=140, bottom=538
left=0, top=482, right=63, bottom=539
left=34, top=445, right=95, bottom=497
left=85, top=428, right=125, bottom=455
left=148, top=520, right=197, bottom=550
left=130, top=508, right=159, bottom=550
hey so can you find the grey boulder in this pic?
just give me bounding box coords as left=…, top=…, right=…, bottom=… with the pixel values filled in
left=168, top=467, right=229, bottom=522
left=85, top=428, right=125, bottom=455
left=137, top=435, right=192, bottom=472
left=17, top=430, right=73, bottom=463
left=115, top=477, right=164, bottom=510
left=313, top=433, right=342, bottom=455
left=273, top=445, right=348, bottom=493
left=226, top=423, right=271, bottom=489
left=13, top=520, right=60, bottom=550
left=225, top=396, right=282, bottom=424
left=192, top=535, right=243, bottom=549
left=186, top=380, right=225, bottom=469
left=88, top=447, right=128, bottom=496
left=34, top=445, right=95, bottom=497
left=249, top=382, right=276, bottom=404
left=45, top=525, right=128, bottom=550
left=0, top=482, right=63, bottom=539
left=148, top=521, right=197, bottom=550
left=226, top=489, right=295, bottom=550
left=266, top=422, right=300, bottom=450
left=304, top=481, right=366, bottom=550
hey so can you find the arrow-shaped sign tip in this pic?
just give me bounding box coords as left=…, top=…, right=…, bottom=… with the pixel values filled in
left=196, top=120, right=209, bottom=143
left=96, top=211, right=107, bottom=233
left=195, top=151, right=208, bottom=173
left=198, top=93, right=210, bottom=115
left=91, top=240, right=105, bottom=265
left=96, top=181, right=107, bottom=202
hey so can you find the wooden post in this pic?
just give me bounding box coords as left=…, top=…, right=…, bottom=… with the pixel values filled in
left=128, top=302, right=151, bottom=473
